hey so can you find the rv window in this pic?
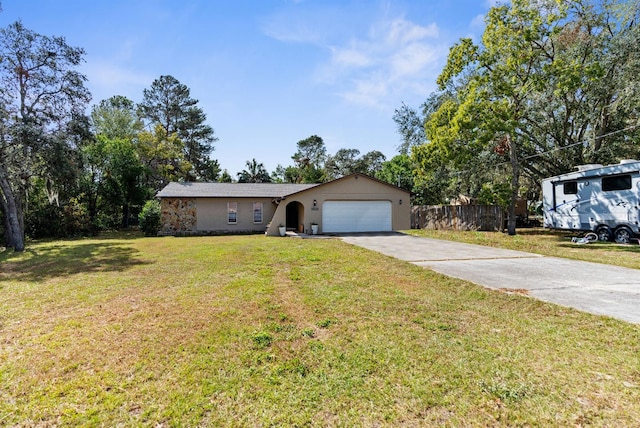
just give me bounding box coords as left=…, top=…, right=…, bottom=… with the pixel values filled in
left=602, top=175, right=632, bottom=191
left=563, top=181, right=578, bottom=194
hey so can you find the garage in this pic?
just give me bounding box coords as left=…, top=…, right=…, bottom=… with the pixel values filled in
left=322, top=200, right=392, bottom=233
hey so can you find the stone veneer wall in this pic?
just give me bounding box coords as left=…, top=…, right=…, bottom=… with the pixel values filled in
left=160, top=198, right=197, bottom=235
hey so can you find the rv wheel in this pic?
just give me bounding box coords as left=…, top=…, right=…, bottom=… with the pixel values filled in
left=614, top=227, right=632, bottom=244
left=596, top=226, right=612, bottom=242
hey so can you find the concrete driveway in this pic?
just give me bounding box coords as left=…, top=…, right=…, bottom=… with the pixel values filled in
left=340, top=232, right=640, bottom=324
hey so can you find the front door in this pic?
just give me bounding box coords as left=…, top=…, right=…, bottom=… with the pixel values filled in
left=286, top=201, right=301, bottom=231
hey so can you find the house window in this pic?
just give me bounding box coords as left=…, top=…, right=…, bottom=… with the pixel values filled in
left=253, top=202, right=263, bottom=224
left=227, top=202, right=237, bottom=224
left=563, top=181, right=578, bottom=194
left=602, top=174, right=632, bottom=191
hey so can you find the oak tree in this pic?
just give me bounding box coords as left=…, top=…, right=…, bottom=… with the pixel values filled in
left=0, top=21, right=90, bottom=250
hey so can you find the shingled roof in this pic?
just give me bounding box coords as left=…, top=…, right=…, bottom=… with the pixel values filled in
left=156, top=182, right=318, bottom=198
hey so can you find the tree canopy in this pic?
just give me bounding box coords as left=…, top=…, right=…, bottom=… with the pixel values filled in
left=16, top=0, right=638, bottom=245
left=398, top=0, right=640, bottom=232
left=139, top=75, right=218, bottom=182
left=237, top=159, right=271, bottom=183
left=0, top=21, right=223, bottom=249
left=0, top=21, right=90, bottom=251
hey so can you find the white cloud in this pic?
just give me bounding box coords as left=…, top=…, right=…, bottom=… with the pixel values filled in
left=471, top=13, right=486, bottom=30
left=326, top=18, right=445, bottom=109
left=340, top=73, right=389, bottom=108
left=263, top=8, right=447, bottom=110
left=260, top=12, right=323, bottom=44
left=85, top=62, right=150, bottom=88
left=390, top=43, right=439, bottom=77
left=384, top=19, right=439, bottom=45
left=486, top=0, right=511, bottom=7
left=262, top=22, right=321, bottom=44
left=331, top=46, right=373, bottom=68
left=81, top=60, right=152, bottom=103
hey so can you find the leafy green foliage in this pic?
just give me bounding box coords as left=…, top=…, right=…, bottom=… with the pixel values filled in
left=292, top=135, right=326, bottom=170
left=25, top=179, right=92, bottom=239
left=138, top=199, right=161, bottom=236
left=273, top=135, right=387, bottom=183
left=137, top=124, right=191, bottom=191
left=91, top=95, right=142, bottom=140
left=316, top=318, right=334, bottom=328
left=325, top=148, right=360, bottom=179
left=289, top=135, right=327, bottom=183
left=432, top=1, right=560, bottom=233
left=237, top=158, right=271, bottom=183
left=376, top=155, right=413, bottom=188
left=405, top=0, right=640, bottom=235
left=218, top=169, right=233, bottom=183
left=2, top=32, right=226, bottom=245
left=138, top=75, right=218, bottom=182
left=392, top=102, right=427, bottom=155
left=325, top=148, right=387, bottom=180
left=476, top=182, right=512, bottom=209
left=0, top=21, right=90, bottom=250
left=251, top=331, right=273, bottom=349
left=83, top=135, right=146, bottom=229
left=437, top=37, right=478, bottom=90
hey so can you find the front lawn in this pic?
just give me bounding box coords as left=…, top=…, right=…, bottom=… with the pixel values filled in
left=1, top=233, right=639, bottom=426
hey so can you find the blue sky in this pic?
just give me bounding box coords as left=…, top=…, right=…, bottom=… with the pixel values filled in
left=1, top=0, right=496, bottom=177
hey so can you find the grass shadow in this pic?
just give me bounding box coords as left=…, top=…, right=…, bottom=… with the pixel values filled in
left=0, top=240, right=153, bottom=282
left=92, top=229, right=146, bottom=240
left=514, top=227, right=569, bottom=236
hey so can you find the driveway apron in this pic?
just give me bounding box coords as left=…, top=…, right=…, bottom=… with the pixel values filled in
left=340, top=233, right=640, bottom=324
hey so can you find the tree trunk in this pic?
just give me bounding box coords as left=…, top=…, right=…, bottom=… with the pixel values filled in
left=507, top=134, right=519, bottom=236
left=0, top=190, right=13, bottom=247
left=122, top=203, right=130, bottom=228
left=0, top=166, right=25, bottom=251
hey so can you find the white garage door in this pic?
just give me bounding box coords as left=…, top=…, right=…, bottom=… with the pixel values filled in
left=322, top=201, right=392, bottom=233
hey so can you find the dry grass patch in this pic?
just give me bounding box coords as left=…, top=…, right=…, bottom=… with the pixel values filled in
left=1, top=232, right=639, bottom=426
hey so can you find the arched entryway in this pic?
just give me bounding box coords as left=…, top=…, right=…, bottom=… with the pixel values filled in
left=285, top=201, right=304, bottom=232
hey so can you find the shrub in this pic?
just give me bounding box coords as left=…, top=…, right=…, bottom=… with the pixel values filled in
left=26, top=197, right=92, bottom=239
left=138, top=200, right=161, bottom=236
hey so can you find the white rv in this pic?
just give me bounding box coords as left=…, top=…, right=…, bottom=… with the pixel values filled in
left=542, top=160, right=640, bottom=243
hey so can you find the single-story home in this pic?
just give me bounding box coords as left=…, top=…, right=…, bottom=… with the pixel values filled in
left=156, top=173, right=411, bottom=236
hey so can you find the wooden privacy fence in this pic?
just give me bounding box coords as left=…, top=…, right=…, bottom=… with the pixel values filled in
left=411, top=205, right=504, bottom=231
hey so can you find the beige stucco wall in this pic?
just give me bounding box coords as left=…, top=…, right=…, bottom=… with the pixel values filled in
left=160, top=197, right=277, bottom=235
left=196, top=197, right=276, bottom=233
left=160, top=175, right=410, bottom=236
left=265, top=174, right=410, bottom=236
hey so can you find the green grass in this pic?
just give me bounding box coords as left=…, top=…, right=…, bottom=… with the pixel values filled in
left=408, top=228, right=640, bottom=269
left=1, top=232, right=639, bottom=426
